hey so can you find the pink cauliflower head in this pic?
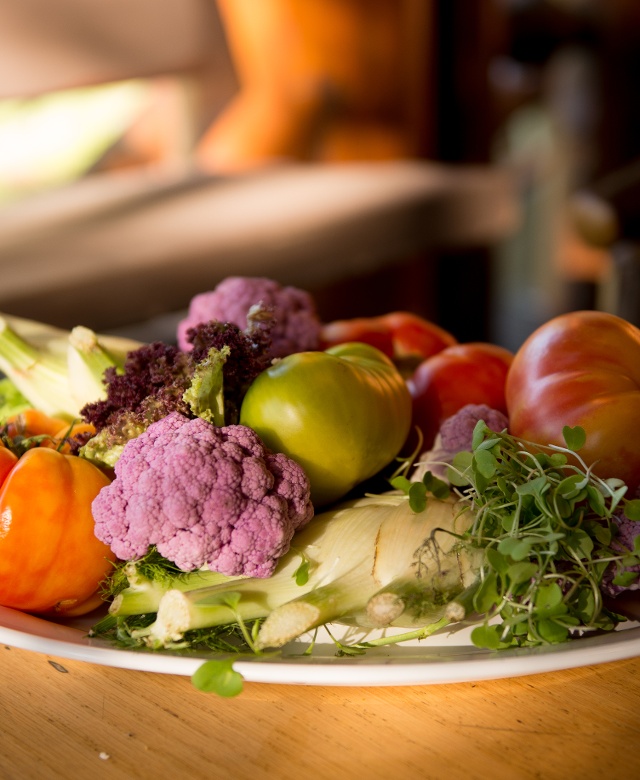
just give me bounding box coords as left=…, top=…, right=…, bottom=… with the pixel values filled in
left=419, top=404, right=509, bottom=480
left=92, top=412, right=314, bottom=578
left=439, top=404, right=509, bottom=454
left=177, top=276, right=322, bottom=359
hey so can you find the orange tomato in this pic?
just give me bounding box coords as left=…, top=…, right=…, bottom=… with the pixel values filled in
left=4, top=409, right=95, bottom=453
left=0, top=447, right=115, bottom=615
left=4, top=409, right=69, bottom=439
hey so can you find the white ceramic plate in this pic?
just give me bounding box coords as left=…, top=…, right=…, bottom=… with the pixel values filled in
left=2, top=604, right=640, bottom=686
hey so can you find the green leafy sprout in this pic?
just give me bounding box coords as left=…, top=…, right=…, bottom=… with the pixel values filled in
left=398, top=420, right=640, bottom=650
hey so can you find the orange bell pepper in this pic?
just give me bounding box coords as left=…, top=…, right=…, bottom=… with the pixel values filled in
left=0, top=446, right=115, bottom=616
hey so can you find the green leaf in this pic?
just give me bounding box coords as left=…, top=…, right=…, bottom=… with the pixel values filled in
left=585, top=518, right=611, bottom=546
left=564, top=529, right=594, bottom=559
left=586, top=485, right=606, bottom=516
left=575, top=586, right=597, bottom=623
left=389, top=475, right=412, bottom=493
left=498, top=536, right=532, bottom=561
left=496, top=475, right=511, bottom=498
left=474, top=449, right=497, bottom=479
left=610, top=485, right=629, bottom=514
left=624, top=499, right=640, bottom=521
left=470, top=624, right=503, bottom=650
left=293, top=559, right=310, bottom=586
left=506, top=561, right=538, bottom=586
left=562, top=425, right=586, bottom=451
left=471, top=420, right=489, bottom=450
left=557, top=474, right=588, bottom=500
left=536, top=619, right=569, bottom=644
left=449, top=451, right=473, bottom=486
left=475, top=436, right=501, bottom=452
left=485, top=547, right=509, bottom=575
left=534, top=582, right=564, bottom=614
left=553, top=493, right=573, bottom=519
left=408, top=482, right=428, bottom=513
left=516, top=475, right=549, bottom=499
left=191, top=659, right=244, bottom=696
left=473, top=572, right=501, bottom=613
left=548, top=452, right=568, bottom=468
left=422, top=471, right=451, bottom=500
left=612, top=570, right=639, bottom=587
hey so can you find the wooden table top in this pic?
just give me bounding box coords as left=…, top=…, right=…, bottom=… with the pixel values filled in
left=2, top=642, right=639, bottom=780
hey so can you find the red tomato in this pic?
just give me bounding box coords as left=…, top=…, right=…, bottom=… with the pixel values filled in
left=320, top=311, right=457, bottom=373
left=320, top=317, right=395, bottom=357
left=506, top=310, right=640, bottom=492
left=407, top=342, right=514, bottom=449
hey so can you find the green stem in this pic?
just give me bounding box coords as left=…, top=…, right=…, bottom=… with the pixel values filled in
left=357, top=615, right=451, bottom=648
left=110, top=569, right=241, bottom=616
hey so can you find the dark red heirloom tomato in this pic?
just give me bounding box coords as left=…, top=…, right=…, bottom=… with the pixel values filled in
left=506, top=310, right=640, bottom=492
left=407, top=342, right=514, bottom=449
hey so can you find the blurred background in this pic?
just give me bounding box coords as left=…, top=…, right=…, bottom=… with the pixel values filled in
left=0, top=0, right=639, bottom=348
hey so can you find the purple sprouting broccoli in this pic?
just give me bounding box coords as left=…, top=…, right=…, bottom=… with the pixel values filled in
left=80, top=311, right=275, bottom=468
left=92, top=412, right=314, bottom=578
left=177, top=276, right=322, bottom=359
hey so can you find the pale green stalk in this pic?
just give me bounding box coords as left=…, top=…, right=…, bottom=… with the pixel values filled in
left=0, top=313, right=141, bottom=418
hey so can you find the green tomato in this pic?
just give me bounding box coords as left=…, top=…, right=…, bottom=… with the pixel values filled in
left=240, top=342, right=412, bottom=507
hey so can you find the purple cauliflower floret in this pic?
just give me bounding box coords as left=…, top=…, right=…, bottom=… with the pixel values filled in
left=92, top=412, right=314, bottom=578
left=439, top=404, right=509, bottom=454
left=177, top=276, right=321, bottom=359
left=418, top=404, right=509, bottom=480
left=602, top=485, right=640, bottom=598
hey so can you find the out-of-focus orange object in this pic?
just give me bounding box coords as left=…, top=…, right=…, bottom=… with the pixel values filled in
left=197, top=0, right=433, bottom=171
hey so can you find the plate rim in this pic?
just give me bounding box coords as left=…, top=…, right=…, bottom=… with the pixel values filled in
left=2, top=604, right=640, bottom=687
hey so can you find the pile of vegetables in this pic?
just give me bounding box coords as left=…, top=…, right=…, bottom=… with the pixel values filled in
left=0, top=275, right=639, bottom=697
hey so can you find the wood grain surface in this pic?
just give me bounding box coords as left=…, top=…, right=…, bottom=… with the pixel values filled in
left=2, top=644, right=639, bottom=780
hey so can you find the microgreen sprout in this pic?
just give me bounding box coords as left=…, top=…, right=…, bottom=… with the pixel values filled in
left=191, top=658, right=244, bottom=697
left=433, top=420, right=640, bottom=648
left=291, top=550, right=311, bottom=586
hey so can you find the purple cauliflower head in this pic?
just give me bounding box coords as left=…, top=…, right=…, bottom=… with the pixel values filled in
left=177, top=276, right=322, bottom=359
left=92, top=412, right=314, bottom=578
left=417, top=404, right=509, bottom=480
left=439, top=404, right=509, bottom=455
